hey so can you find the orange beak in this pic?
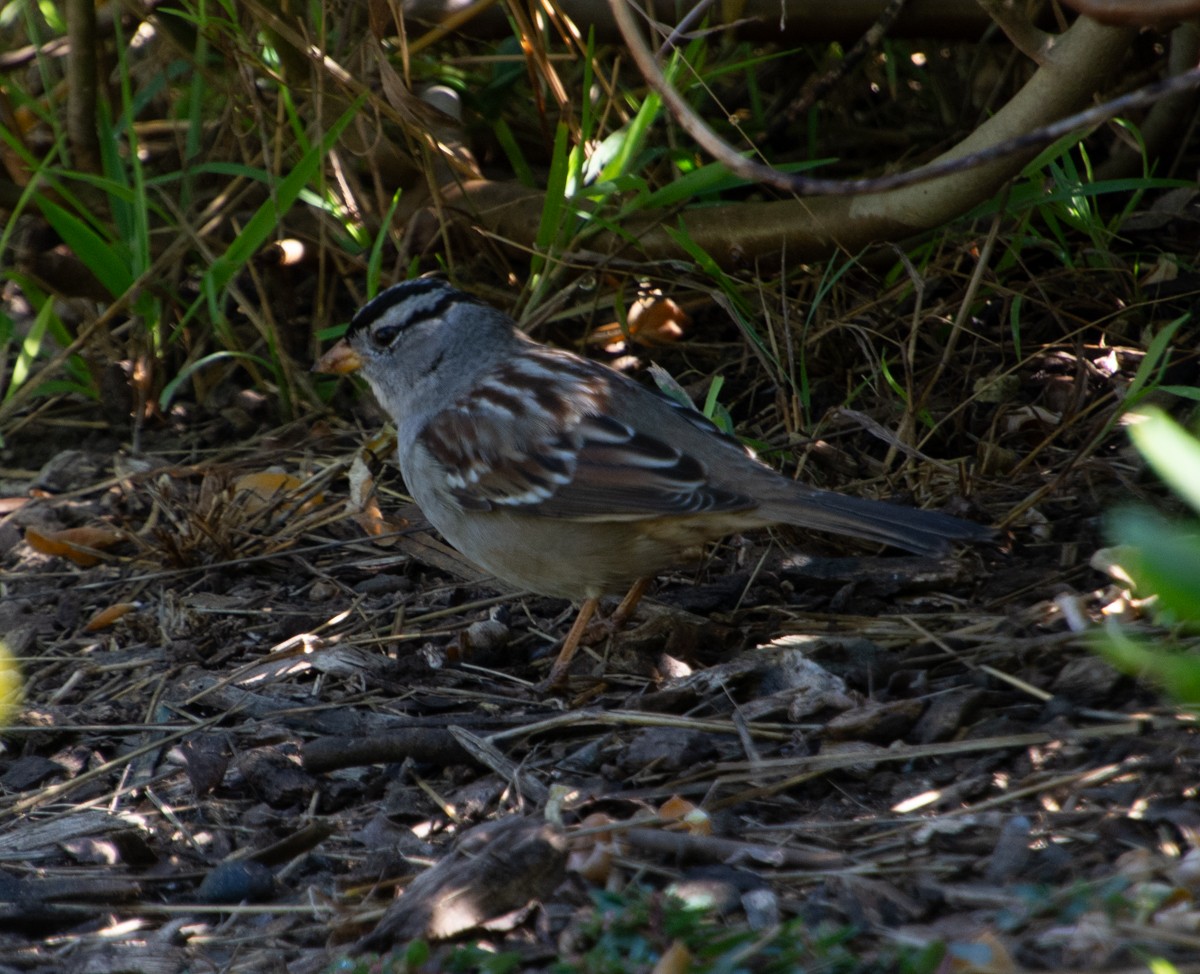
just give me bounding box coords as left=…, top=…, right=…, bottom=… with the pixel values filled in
left=313, top=339, right=363, bottom=375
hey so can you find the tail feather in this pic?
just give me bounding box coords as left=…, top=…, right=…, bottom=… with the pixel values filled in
left=760, top=489, right=994, bottom=556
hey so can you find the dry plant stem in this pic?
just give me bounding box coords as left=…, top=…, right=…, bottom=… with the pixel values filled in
left=301, top=729, right=471, bottom=773
left=405, top=0, right=504, bottom=56
left=781, top=0, right=909, bottom=119
left=401, top=0, right=999, bottom=42
left=890, top=246, right=927, bottom=468
left=239, top=0, right=480, bottom=181
left=623, top=827, right=846, bottom=869
left=658, top=0, right=719, bottom=54
left=505, top=0, right=571, bottom=120
left=3, top=715, right=224, bottom=815
left=486, top=708, right=794, bottom=745
left=686, top=724, right=1144, bottom=798
left=447, top=725, right=550, bottom=802
left=912, top=208, right=1005, bottom=454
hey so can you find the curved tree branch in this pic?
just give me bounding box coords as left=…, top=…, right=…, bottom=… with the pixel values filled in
left=448, top=12, right=1141, bottom=266
left=609, top=0, right=1156, bottom=198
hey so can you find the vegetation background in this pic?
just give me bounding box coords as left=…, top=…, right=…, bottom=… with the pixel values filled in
left=2, top=1, right=1200, bottom=972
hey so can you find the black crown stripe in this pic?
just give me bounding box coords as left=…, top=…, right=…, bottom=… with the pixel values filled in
left=347, top=279, right=466, bottom=338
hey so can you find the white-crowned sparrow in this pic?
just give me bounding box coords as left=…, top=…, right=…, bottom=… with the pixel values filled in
left=315, top=278, right=993, bottom=678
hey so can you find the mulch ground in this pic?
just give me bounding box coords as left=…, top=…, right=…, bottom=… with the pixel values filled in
left=2, top=313, right=1198, bottom=974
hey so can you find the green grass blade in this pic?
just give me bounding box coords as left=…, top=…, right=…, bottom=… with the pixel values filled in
left=198, top=97, right=364, bottom=294
left=366, top=190, right=404, bottom=299
left=530, top=120, right=572, bottom=284
left=642, top=158, right=828, bottom=209
left=4, top=299, right=57, bottom=398
left=159, top=95, right=365, bottom=408
left=492, top=118, right=535, bottom=188
left=1123, top=314, right=1187, bottom=410
left=159, top=350, right=273, bottom=409
left=35, top=197, right=132, bottom=297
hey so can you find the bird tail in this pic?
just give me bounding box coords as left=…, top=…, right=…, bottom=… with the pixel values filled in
left=759, top=487, right=994, bottom=556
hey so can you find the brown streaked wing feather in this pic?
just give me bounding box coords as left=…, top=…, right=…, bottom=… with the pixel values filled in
left=532, top=415, right=755, bottom=520
left=419, top=353, right=756, bottom=521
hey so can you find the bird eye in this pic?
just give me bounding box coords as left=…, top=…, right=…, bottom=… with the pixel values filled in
left=371, top=324, right=400, bottom=348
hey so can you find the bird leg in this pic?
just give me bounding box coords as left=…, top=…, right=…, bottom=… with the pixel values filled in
left=610, top=576, right=650, bottom=630
left=545, top=597, right=598, bottom=687
left=544, top=578, right=650, bottom=687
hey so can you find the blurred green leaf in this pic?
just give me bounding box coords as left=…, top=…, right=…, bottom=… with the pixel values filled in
left=1126, top=408, right=1200, bottom=514
left=1157, top=385, right=1200, bottom=402
left=1106, top=507, right=1200, bottom=623
left=6, top=298, right=56, bottom=396
left=1096, top=621, right=1200, bottom=703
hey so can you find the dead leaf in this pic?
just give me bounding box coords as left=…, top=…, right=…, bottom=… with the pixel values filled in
left=590, top=291, right=692, bottom=351
left=1139, top=254, right=1180, bottom=287
left=943, top=929, right=1017, bottom=972
left=347, top=455, right=396, bottom=539
left=659, top=797, right=713, bottom=836
left=567, top=812, right=620, bottom=883
left=232, top=471, right=323, bottom=516
left=84, top=603, right=137, bottom=632
left=25, top=526, right=125, bottom=567
left=626, top=294, right=690, bottom=344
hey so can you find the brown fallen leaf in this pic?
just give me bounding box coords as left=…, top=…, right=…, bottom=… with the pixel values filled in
left=231, top=471, right=323, bottom=516
left=590, top=292, right=692, bottom=350
left=567, top=812, right=622, bottom=884
left=84, top=603, right=138, bottom=632
left=24, top=526, right=125, bottom=567
left=347, top=455, right=403, bottom=540
left=659, top=796, right=713, bottom=836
